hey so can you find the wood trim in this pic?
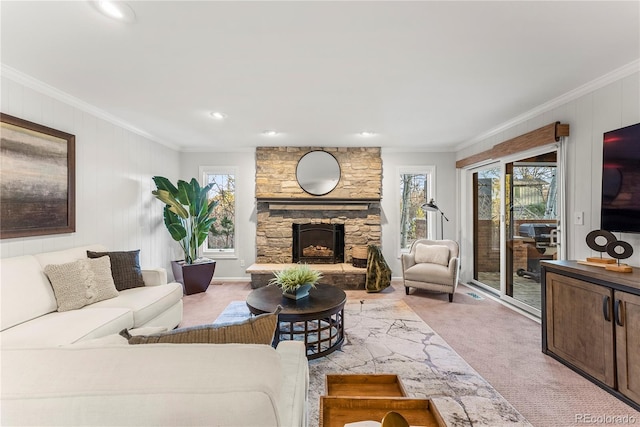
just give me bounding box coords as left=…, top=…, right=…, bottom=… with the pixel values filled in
left=456, top=122, right=570, bottom=169
left=556, top=123, right=570, bottom=138
left=455, top=150, right=494, bottom=169
left=492, top=122, right=557, bottom=158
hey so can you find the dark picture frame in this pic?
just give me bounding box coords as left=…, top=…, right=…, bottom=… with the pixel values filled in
left=0, top=113, right=76, bottom=239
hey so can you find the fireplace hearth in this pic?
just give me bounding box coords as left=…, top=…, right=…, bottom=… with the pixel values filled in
left=292, top=223, right=345, bottom=264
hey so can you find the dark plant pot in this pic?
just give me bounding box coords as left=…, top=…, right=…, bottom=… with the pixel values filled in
left=282, top=283, right=313, bottom=300
left=171, top=259, right=216, bottom=295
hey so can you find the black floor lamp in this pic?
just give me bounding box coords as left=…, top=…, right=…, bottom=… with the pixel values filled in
left=422, top=199, right=449, bottom=240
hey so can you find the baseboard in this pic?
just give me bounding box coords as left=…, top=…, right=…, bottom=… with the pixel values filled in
left=210, top=277, right=252, bottom=282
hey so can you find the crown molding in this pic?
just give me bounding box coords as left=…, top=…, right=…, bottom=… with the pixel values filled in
left=455, top=59, right=640, bottom=152
left=383, top=145, right=456, bottom=154
left=180, top=146, right=256, bottom=154
left=1, top=64, right=179, bottom=151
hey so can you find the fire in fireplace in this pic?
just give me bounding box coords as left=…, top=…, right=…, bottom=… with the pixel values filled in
left=292, top=223, right=345, bottom=264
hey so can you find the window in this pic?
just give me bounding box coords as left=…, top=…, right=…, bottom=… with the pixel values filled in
left=511, top=164, right=557, bottom=220
left=399, top=167, right=435, bottom=253
left=200, top=167, right=237, bottom=257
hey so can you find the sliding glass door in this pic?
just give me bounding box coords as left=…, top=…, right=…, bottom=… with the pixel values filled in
left=471, top=149, right=561, bottom=315
left=473, top=166, right=501, bottom=292
left=505, top=152, right=558, bottom=311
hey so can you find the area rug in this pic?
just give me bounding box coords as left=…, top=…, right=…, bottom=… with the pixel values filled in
left=214, top=300, right=531, bottom=427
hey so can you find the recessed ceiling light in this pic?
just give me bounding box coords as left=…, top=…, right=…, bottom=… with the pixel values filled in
left=94, top=1, right=136, bottom=23
left=262, top=130, right=279, bottom=137
left=359, top=131, right=377, bottom=137
left=209, top=112, right=227, bottom=120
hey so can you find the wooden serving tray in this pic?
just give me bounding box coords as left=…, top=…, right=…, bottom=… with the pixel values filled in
left=325, top=374, right=408, bottom=397
left=320, top=396, right=446, bottom=427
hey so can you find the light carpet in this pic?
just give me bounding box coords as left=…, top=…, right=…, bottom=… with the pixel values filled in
left=215, top=299, right=531, bottom=427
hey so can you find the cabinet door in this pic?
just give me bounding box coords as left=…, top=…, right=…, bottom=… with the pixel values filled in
left=546, top=272, right=615, bottom=386
left=615, top=291, right=640, bottom=404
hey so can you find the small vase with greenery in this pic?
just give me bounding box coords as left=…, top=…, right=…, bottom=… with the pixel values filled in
left=268, top=264, right=323, bottom=300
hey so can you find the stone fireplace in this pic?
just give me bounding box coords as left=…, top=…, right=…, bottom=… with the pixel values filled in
left=292, top=223, right=345, bottom=264
left=255, top=147, right=382, bottom=264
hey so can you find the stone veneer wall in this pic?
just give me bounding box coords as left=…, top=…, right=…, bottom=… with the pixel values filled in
left=255, top=147, right=382, bottom=263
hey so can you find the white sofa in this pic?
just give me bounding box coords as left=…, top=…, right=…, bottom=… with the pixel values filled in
left=0, top=244, right=310, bottom=426
left=0, top=244, right=183, bottom=348
left=2, top=341, right=309, bottom=427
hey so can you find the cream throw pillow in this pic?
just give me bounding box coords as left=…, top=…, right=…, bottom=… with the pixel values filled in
left=43, top=256, right=119, bottom=312
left=414, top=244, right=450, bottom=266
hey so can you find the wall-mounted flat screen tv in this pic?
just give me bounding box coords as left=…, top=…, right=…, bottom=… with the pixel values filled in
left=601, top=122, right=640, bottom=234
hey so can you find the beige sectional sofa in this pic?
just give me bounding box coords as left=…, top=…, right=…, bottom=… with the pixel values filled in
left=0, top=245, right=310, bottom=426
left=0, top=244, right=183, bottom=348
left=2, top=341, right=309, bottom=426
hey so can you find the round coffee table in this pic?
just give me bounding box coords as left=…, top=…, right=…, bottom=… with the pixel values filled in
left=246, top=283, right=346, bottom=359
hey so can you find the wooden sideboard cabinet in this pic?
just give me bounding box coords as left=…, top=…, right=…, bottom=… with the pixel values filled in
left=541, top=260, right=640, bottom=411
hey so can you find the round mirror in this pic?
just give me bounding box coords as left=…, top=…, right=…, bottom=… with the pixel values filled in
left=296, top=151, right=341, bottom=196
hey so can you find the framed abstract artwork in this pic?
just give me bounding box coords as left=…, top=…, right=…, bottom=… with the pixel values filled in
left=0, top=113, right=76, bottom=239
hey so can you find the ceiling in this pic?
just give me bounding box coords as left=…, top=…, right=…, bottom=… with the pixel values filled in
left=1, top=1, right=639, bottom=152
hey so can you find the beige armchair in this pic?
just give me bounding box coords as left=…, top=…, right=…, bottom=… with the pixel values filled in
left=401, top=239, right=460, bottom=302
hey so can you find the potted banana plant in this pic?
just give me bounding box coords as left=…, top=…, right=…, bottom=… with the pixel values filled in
left=152, top=176, right=217, bottom=295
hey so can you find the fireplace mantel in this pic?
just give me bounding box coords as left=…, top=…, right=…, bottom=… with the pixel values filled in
left=257, top=198, right=379, bottom=211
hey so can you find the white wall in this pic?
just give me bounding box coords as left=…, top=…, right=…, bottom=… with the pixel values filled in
left=180, top=148, right=458, bottom=279
left=180, top=150, right=256, bottom=279
left=0, top=76, right=458, bottom=283
left=457, top=70, right=640, bottom=275
left=0, top=76, right=181, bottom=274
left=381, top=150, right=458, bottom=277
left=6, top=68, right=635, bottom=283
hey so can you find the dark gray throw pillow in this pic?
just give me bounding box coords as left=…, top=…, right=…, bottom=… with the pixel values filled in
left=87, top=250, right=145, bottom=291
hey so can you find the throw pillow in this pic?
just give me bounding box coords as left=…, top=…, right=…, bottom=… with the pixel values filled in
left=43, top=256, right=119, bottom=312
left=121, top=306, right=282, bottom=345
left=87, top=250, right=145, bottom=291
left=414, top=244, right=450, bottom=266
